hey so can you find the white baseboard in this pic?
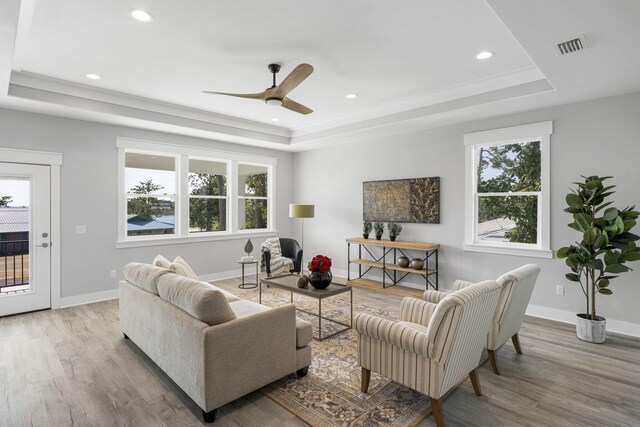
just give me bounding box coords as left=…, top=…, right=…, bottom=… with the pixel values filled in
left=199, top=269, right=243, bottom=282
left=525, top=304, right=640, bottom=338
left=60, top=289, right=119, bottom=308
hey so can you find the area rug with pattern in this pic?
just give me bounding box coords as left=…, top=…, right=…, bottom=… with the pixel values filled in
left=235, top=284, right=431, bottom=427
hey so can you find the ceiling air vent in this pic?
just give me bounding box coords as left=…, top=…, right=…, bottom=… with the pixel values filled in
left=555, top=35, right=587, bottom=55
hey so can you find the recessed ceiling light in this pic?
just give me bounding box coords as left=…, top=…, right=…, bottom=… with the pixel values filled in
left=476, top=51, right=494, bottom=60
left=85, top=73, right=101, bottom=80
left=345, top=93, right=358, bottom=99
left=270, top=118, right=279, bottom=122
left=131, top=9, right=153, bottom=22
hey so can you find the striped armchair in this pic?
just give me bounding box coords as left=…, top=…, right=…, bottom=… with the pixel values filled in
left=435, top=264, right=541, bottom=375
left=355, top=281, right=503, bottom=427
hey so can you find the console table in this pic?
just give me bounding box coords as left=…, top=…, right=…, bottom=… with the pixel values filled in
left=346, top=237, right=439, bottom=290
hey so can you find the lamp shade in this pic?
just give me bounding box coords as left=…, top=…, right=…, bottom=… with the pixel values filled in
left=289, top=204, right=315, bottom=218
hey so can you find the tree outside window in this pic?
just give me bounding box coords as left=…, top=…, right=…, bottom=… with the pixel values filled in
left=188, top=159, right=227, bottom=233
left=239, top=164, right=268, bottom=230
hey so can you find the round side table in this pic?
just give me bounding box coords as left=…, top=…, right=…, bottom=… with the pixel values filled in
left=238, top=259, right=258, bottom=289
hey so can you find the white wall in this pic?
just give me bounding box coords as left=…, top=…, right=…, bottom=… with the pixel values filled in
left=292, top=91, right=640, bottom=333
left=0, top=108, right=293, bottom=301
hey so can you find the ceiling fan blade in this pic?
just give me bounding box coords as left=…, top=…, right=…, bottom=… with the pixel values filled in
left=202, top=90, right=267, bottom=100
left=272, top=64, right=314, bottom=98
left=282, top=97, right=313, bottom=115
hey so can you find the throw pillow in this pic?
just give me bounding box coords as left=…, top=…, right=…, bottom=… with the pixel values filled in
left=152, top=254, right=171, bottom=269
left=170, top=255, right=199, bottom=280
left=123, top=262, right=172, bottom=295
left=157, top=274, right=237, bottom=326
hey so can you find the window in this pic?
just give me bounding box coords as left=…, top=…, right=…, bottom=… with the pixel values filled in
left=117, top=138, right=276, bottom=247
left=463, top=122, right=552, bottom=258
left=238, top=164, right=268, bottom=230
left=189, top=159, right=227, bottom=233
left=125, top=153, right=176, bottom=237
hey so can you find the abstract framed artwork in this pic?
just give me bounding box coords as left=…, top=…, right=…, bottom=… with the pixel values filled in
left=363, top=177, right=440, bottom=224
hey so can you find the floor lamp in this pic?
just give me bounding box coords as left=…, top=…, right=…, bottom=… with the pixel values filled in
left=289, top=204, right=315, bottom=254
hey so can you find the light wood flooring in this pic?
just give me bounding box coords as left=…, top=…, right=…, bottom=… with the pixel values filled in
left=1, top=279, right=639, bottom=426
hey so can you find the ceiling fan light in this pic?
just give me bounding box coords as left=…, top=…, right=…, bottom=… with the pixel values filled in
left=265, top=97, right=283, bottom=106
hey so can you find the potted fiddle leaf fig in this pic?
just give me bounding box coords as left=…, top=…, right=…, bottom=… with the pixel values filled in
left=363, top=220, right=372, bottom=239
left=557, top=175, right=640, bottom=343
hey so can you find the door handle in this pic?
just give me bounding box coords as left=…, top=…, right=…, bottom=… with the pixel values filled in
left=37, top=242, right=49, bottom=248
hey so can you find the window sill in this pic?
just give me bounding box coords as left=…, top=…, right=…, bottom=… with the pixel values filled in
left=116, top=230, right=277, bottom=249
left=463, top=243, right=553, bottom=259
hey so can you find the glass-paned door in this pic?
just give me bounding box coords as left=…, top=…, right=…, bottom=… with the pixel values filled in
left=0, top=163, right=51, bottom=316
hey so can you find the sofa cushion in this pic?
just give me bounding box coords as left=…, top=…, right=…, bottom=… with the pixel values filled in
left=228, top=301, right=312, bottom=347
left=229, top=300, right=271, bottom=319
left=170, top=256, right=199, bottom=280
left=123, top=262, right=172, bottom=295
left=157, top=274, right=236, bottom=326
left=296, top=318, right=313, bottom=347
left=208, top=284, right=241, bottom=302
left=152, top=254, right=171, bottom=269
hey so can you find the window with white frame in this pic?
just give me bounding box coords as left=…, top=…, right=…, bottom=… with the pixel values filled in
left=125, top=152, right=177, bottom=237
left=188, top=159, right=227, bottom=233
left=463, top=122, right=553, bottom=258
left=117, top=138, right=276, bottom=247
left=238, top=163, right=269, bottom=230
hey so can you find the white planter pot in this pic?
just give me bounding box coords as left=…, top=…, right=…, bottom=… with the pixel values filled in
left=576, top=313, right=606, bottom=343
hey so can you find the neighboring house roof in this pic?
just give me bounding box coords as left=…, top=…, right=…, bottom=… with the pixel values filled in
left=0, top=207, right=29, bottom=234
left=477, top=217, right=516, bottom=240
left=127, top=214, right=175, bottom=231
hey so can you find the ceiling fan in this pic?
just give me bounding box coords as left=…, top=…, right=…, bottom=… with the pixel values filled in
left=203, top=63, right=314, bottom=115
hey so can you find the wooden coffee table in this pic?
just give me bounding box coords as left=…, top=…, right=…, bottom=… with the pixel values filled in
left=260, top=274, right=353, bottom=341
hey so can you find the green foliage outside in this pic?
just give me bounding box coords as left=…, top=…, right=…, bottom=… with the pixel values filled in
left=476, top=141, right=541, bottom=244
left=189, top=174, right=226, bottom=232
left=557, top=176, right=640, bottom=319
left=127, top=180, right=171, bottom=220
left=243, top=173, right=267, bottom=229
left=0, top=196, right=12, bottom=207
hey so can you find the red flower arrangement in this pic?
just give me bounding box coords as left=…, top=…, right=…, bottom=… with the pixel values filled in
left=308, top=254, right=332, bottom=273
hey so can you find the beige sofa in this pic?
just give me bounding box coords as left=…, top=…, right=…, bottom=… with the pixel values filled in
left=119, top=262, right=312, bottom=423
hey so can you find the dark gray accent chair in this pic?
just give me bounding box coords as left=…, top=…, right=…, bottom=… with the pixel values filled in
left=262, top=238, right=303, bottom=276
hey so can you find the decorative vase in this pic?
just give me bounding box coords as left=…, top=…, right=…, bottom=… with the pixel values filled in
left=390, top=235, right=397, bottom=241
left=398, top=256, right=410, bottom=268
left=410, top=258, right=424, bottom=270
left=309, top=270, right=332, bottom=289
left=363, top=233, right=369, bottom=239
left=375, top=234, right=383, bottom=241
left=244, top=238, right=253, bottom=255
left=576, top=313, right=606, bottom=343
